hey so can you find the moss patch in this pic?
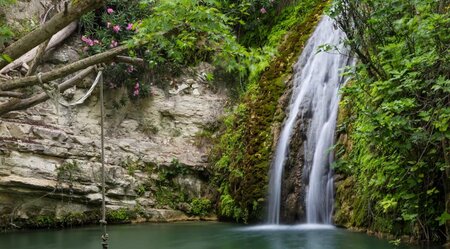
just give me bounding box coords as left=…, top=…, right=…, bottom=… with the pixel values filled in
left=212, top=0, right=329, bottom=222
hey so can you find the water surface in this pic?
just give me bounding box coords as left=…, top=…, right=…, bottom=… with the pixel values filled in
left=0, top=222, right=437, bottom=249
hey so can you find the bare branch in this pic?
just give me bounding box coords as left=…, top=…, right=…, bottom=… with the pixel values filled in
left=26, top=39, right=51, bottom=76
left=0, top=0, right=104, bottom=70
left=0, top=91, right=25, bottom=98
left=0, top=66, right=96, bottom=116
left=0, top=22, right=77, bottom=74
left=115, top=56, right=146, bottom=67
left=0, top=45, right=128, bottom=91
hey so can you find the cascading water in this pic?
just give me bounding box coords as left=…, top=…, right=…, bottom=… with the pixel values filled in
left=267, top=16, right=353, bottom=225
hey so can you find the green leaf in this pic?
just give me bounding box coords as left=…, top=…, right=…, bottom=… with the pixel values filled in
left=1, top=54, right=12, bottom=63
left=437, top=212, right=450, bottom=226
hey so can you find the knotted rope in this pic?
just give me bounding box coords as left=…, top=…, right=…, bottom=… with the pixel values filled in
left=37, top=69, right=109, bottom=248
left=98, top=70, right=109, bottom=249
left=37, top=70, right=102, bottom=108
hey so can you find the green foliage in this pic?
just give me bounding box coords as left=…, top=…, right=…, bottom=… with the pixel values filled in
left=148, top=158, right=195, bottom=210
left=437, top=212, right=450, bottom=226
left=119, top=156, right=144, bottom=176
left=31, top=215, right=55, bottom=228
left=157, top=158, right=190, bottom=182
left=0, top=0, right=14, bottom=51
left=332, top=0, right=449, bottom=241
left=135, top=184, right=147, bottom=196
left=56, top=161, right=81, bottom=184
left=0, top=52, right=12, bottom=63
left=154, top=184, right=189, bottom=209
left=106, top=208, right=133, bottom=223
left=0, top=0, right=15, bottom=6
left=0, top=26, right=13, bottom=50
left=217, top=0, right=279, bottom=47
left=193, top=121, right=221, bottom=148
left=133, top=0, right=247, bottom=74
left=211, top=0, right=327, bottom=223
left=61, top=212, right=88, bottom=226
left=189, top=198, right=212, bottom=216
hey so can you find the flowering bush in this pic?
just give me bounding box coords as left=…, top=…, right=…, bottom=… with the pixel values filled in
left=79, top=0, right=151, bottom=99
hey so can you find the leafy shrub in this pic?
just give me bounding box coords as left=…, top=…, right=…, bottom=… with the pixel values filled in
left=106, top=208, right=132, bottom=223
left=190, top=198, right=212, bottom=216
left=331, top=0, right=449, bottom=241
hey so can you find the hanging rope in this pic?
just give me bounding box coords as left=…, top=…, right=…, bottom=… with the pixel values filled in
left=37, top=68, right=109, bottom=247
left=37, top=72, right=60, bottom=119
left=38, top=69, right=109, bottom=248
left=98, top=71, right=109, bottom=249
left=37, top=70, right=102, bottom=108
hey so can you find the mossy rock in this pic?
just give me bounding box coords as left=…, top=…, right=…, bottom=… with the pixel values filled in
left=212, top=0, right=329, bottom=223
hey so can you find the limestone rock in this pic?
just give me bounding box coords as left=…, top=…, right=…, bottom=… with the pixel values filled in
left=0, top=61, right=225, bottom=228
left=46, top=47, right=80, bottom=64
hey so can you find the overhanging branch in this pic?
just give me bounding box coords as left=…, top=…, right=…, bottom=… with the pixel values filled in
left=0, top=0, right=104, bottom=70
left=0, top=45, right=128, bottom=91
left=0, top=66, right=96, bottom=116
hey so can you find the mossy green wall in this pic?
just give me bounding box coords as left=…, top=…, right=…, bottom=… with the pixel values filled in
left=212, top=0, right=329, bottom=223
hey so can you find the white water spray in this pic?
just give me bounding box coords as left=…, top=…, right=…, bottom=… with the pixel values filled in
left=267, top=16, right=353, bottom=224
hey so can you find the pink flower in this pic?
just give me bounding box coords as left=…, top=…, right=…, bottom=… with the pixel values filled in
left=110, top=40, right=118, bottom=48
left=126, top=23, right=133, bottom=31
left=106, top=8, right=114, bottom=14
left=107, top=22, right=111, bottom=28
left=113, top=25, right=121, bottom=33
left=133, top=82, right=140, bottom=96
left=260, top=7, right=267, bottom=14
left=126, top=65, right=135, bottom=73
left=81, top=36, right=94, bottom=46
left=93, top=39, right=100, bottom=45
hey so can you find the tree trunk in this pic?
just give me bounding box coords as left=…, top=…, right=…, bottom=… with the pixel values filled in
left=0, top=45, right=128, bottom=91
left=0, top=22, right=77, bottom=75
left=0, top=0, right=104, bottom=70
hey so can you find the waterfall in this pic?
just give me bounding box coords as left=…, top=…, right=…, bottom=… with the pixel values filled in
left=267, top=16, right=353, bottom=224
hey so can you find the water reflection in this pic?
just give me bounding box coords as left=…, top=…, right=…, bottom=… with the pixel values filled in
left=0, top=222, right=438, bottom=249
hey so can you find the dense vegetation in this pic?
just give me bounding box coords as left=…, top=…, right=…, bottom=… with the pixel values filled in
left=212, top=0, right=327, bottom=222
left=1, top=0, right=448, bottom=242
left=331, top=0, right=449, bottom=242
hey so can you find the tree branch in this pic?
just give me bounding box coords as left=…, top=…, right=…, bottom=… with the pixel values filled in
left=115, top=56, right=146, bottom=67
left=0, top=22, right=78, bottom=74
left=0, top=0, right=104, bottom=70
left=0, top=66, right=96, bottom=116
left=0, top=45, right=128, bottom=91
left=26, top=39, right=51, bottom=76
left=0, top=91, right=25, bottom=98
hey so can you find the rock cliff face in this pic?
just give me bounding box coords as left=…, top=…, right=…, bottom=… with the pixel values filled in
left=0, top=0, right=226, bottom=228
left=275, top=79, right=309, bottom=224
left=0, top=51, right=225, bottom=228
